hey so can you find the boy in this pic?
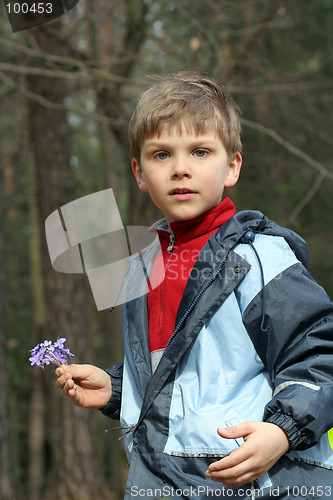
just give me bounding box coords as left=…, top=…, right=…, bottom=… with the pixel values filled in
left=56, top=72, right=333, bottom=499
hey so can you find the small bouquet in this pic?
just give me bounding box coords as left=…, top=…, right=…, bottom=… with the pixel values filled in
left=29, top=337, right=74, bottom=369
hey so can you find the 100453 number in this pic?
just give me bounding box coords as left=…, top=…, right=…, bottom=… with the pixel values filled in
left=286, top=485, right=332, bottom=497
left=6, top=3, right=53, bottom=14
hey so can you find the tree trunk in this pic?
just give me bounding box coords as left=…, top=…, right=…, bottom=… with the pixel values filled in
left=25, top=26, right=114, bottom=500
left=0, top=132, right=20, bottom=500
left=27, top=132, right=46, bottom=500
left=96, top=0, right=161, bottom=226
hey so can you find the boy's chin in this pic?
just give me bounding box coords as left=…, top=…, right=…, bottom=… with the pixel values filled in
left=165, top=202, right=223, bottom=225
left=165, top=214, right=199, bottom=225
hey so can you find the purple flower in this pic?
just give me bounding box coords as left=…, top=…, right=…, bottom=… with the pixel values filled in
left=29, top=337, right=74, bottom=369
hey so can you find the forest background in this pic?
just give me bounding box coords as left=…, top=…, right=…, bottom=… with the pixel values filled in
left=0, top=1, right=333, bottom=499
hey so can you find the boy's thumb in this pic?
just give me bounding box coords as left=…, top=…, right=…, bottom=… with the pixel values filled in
left=217, top=424, right=244, bottom=439
left=66, top=363, right=81, bottom=377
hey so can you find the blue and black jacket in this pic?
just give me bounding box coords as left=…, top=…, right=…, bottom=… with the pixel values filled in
left=102, top=210, right=333, bottom=498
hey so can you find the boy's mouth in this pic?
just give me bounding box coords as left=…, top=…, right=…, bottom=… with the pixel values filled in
left=169, top=188, right=197, bottom=201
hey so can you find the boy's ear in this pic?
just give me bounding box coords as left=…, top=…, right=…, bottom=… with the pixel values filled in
left=132, top=158, right=149, bottom=192
left=224, top=152, right=242, bottom=188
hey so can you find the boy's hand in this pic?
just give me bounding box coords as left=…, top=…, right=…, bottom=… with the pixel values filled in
left=205, top=422, right=289, bottom=486
left=55, top=364, right=112, bottom=409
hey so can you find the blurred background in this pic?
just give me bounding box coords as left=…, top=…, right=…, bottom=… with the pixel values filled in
left=0, top=1, right=332, bottom=499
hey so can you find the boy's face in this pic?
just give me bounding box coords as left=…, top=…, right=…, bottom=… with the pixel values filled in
left=132, top=125, right=242, bottom=224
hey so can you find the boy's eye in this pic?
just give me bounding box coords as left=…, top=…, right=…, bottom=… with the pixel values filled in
left=154, top=151, right=170, bottom=160
left=194, top=149, right=208, bottom=158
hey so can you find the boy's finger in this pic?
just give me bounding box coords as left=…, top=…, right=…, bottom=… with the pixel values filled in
left=65, top=378, right=75, bottom=390
left=67, top=383, right=77, bottom=397
left=55, top=372, right=71, bottom=389
left=67, top=382, right=83, bottom=406
left=206, top=458, right=250, bottom=481
left=55, top=376, right=64, bottom=389
left=207, top=443, right=252, bottom=473
left=55, top=364, right=70, bottom=377
left=217, top=422, right=253, bottom=439
left=65, top=363, right=85, bottom=380
left=55, top=367, right=64, bottom=377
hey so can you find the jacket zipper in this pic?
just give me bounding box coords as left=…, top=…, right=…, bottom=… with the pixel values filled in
left=167, top=233, right=176, bottom=254
left=122, top=233, right=176, bottom=404
left=165, top=250, right=230, bottom=349
left=158, top=234, right=176, bottom=331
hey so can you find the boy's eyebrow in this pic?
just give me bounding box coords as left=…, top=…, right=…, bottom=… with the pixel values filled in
left=143, top=141, right=169, bottom=150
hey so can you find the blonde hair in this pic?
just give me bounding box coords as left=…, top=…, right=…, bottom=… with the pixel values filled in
left=129, top=71, right=242, bottom=161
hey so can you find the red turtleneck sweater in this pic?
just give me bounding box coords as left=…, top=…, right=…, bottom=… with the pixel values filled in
left=148, top=197, right=236, bottom=356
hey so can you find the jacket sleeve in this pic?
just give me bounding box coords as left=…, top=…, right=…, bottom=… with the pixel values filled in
left=99, top=362, right=123, bottom=420
left=240, top=243, right=333, bottom=451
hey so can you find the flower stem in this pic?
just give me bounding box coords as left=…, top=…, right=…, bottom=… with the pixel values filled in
left=42, top=349, right=62, bottom=367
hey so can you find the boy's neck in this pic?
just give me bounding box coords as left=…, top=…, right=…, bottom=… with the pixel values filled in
left=167, top=197, right=236, bottom=236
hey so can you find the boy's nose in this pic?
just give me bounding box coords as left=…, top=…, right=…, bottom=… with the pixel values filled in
left=171, top=158, right=192, bottom=178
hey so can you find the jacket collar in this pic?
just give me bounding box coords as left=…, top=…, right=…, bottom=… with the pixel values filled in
left=150, top=197, right=236, bottom=243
